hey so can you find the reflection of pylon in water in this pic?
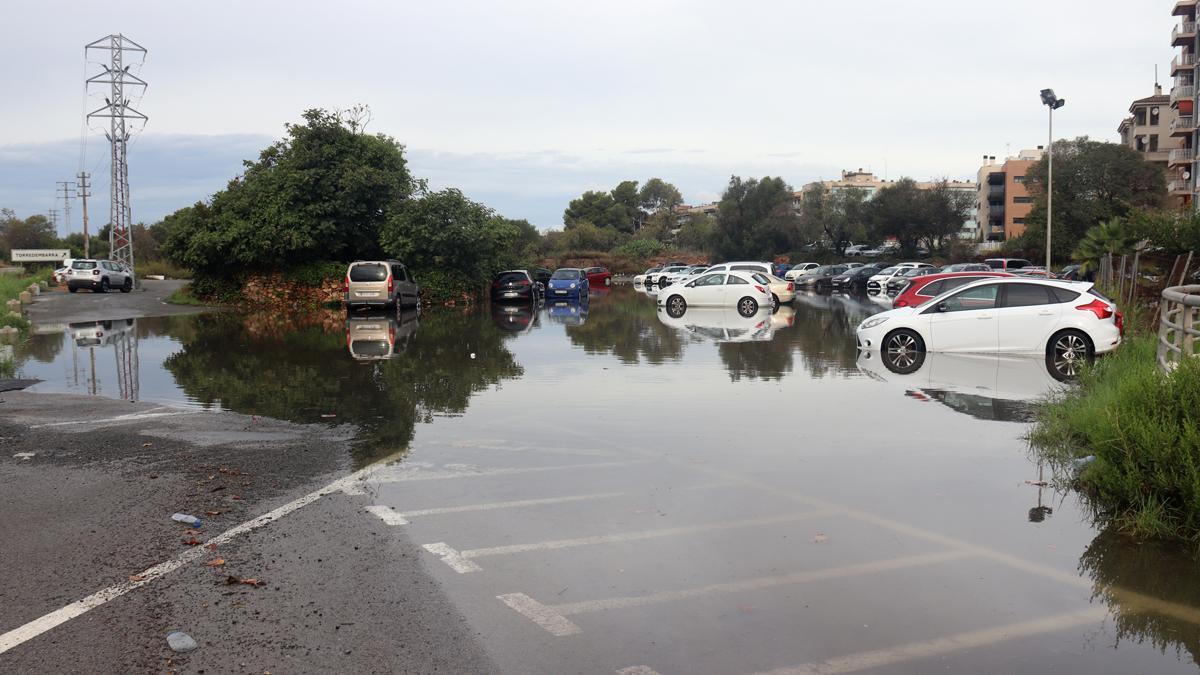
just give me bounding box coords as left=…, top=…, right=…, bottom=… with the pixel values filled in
left=113, top=325, right=139, bottom=402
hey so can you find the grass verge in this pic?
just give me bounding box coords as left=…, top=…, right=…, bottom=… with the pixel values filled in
left=166, top=284, right=210, bottom=306
left=1029, top=335, right=1200, bottom=542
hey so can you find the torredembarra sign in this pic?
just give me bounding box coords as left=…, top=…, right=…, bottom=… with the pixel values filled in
left=11, top=249, right=70, bottom=263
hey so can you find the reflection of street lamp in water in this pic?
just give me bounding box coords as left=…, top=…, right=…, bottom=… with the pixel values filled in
left=1027, top=461, right=1054, bottom=523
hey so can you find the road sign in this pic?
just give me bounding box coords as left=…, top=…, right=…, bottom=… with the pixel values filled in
left=11, top=249, right=70, bottom=263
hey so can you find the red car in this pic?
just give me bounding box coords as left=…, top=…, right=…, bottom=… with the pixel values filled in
left=891, top=271, right=1014, bottom=308
left=585, top=267, right=613, bottom=287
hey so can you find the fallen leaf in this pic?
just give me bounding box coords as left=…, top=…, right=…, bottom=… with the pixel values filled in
left=205, top=558, right=226, bottom=567
left=204, top=510, right=222, bottom=516
left=206, top=542, right=218, bottom=551
left=231, top=495, right=243, bottom=501
left=129, top=574, right=146, bottom=582
left=225, top=575, right=265, bottom=587
left=182, top=537, right=202, bottom=546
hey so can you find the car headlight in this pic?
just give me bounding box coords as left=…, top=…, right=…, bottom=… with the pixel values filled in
left=860, top=316, right=889, bottom=330
left=570, top=283, right=577, bottom=289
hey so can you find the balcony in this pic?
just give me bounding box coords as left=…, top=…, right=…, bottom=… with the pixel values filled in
left=1174, top=53, right=1198, bottom=77
left=1173, top=115, right=1196, bottom=136
left=1172, top=84, right=1196, bottom=104
left=1175, top=0, right=1197, bottom=17
left=1174, top=21, right=1198, bottom=46
left=1168, top=147, right=1196, bottom=166
left=1169, top=179, right=1193, bottom=194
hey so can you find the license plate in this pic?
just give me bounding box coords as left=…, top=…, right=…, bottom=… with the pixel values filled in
left=504, top=292, right=518, bottom=297
left=555, top=290, right=566, bottom=294
left=358, top=292, right=379, bottom=298
left=358, top=324, right=380, bottom=330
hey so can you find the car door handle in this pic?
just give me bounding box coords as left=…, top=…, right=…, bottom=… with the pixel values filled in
left=977, top=316, right=993, bottom=320
left=1038, top=311, right=1054, bottom=316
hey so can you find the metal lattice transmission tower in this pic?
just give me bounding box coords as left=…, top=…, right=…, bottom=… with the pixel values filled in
left=56, top=181, right=76, bottom=236
left=85, top=34, right=147, bottom=273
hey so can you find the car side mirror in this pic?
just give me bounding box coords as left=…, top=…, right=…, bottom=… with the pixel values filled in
left=936, top=302, right=950, bottom=313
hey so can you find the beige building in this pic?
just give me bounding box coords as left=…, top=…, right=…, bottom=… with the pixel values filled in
left=976, top=149, right=1044, bottom=242
left=1170, top=0, right=1197, bottom=208
left=796, top=170, right=980, bottom=239
left=1117, top=87, right=1180, bottom=166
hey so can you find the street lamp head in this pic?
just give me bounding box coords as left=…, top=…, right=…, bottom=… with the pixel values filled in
left=1053, top=98, right=1066, bottom=110
left=1040, top=88, right=1057, bottom=106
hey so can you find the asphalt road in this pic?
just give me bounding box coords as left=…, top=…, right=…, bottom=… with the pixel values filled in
left=1, top=285, right=495, bottom=673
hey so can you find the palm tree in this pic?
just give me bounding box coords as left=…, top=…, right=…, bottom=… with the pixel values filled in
left=1072, top=218, right=1139, bottom=275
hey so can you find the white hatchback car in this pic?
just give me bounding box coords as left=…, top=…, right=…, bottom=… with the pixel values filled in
left=657, top=270, right=773, bottom=318
left=784, top=263, right=820, bottom=281
left=855, top=279, right=1123, bottom=370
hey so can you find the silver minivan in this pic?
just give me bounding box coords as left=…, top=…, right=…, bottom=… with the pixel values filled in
left=344, top=260, right=419, bottom=311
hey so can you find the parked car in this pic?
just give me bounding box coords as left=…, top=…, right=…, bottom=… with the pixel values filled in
left=761, top=273, right=796, bottom=306
left=885, top=267, right=942, bottom=293
left=344, top=260, right=419, bottom=310
left=774, top=263, right=792, bottom=276
left=585, top=266, right=613, bottom=287
left=862, top=247, right=890, bottom=258
left=844, top=245, right=869, bottom=257
left=66, top=259, right=134, bottom=293
left=985, top=258, right=1034, bottom=272
left=648, top=265, right=690, bottom=286
left=866, top=266, right=903, bottom=293
left=843, top=262, right=867, bottom=269
left=891, top=272, right=1015, bottom=308
left=657, top=270, right=773, bottom=318
left=704, top=261, right=774, bottom=277
left=783, top=263, right=821, bottom=281
left=634, top=267, right=662, bottom=286
left=894, top=262, right=936, bottom=270
left=662, top=265, right=709, bottom=287
left=1012, top=267, right=1053, bottom=278
left=1058, top=264, right=1084, bottom=281
left=531, top=268, right=552, bottom=288
left=491, top=270, right=542, bottom=303
left=546, top=268, right=590, bottom=299
left=794, top=265, right=849, bottom=290
left=940, top=263, right=991, bottom=273
left=856, top=279, right=1123, bottom=369
left=830, top=264, right=885, bottom=292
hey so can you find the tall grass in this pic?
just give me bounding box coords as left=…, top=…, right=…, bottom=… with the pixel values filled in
left=0, top=268, right=52, bottom=305
left=1030, top=335, right=1200, bottom=541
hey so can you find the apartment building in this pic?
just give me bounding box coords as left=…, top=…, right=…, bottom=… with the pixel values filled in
left=1117, top=86, right=1181, bottom=166
left=796, top=170, right=980, bottom=239
left=976, top=149, right=1044, bottom=242
left=1171, top=0, right=1198, bottom=208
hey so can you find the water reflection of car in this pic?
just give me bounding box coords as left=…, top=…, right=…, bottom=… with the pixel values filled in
left=657, top=306, right=775, bottom=343
left=856, top=349, right=1067, bottom=422
left=491, top=302, right=538, bottom=333
left=769, top=305, right=796, bottom=330
left=70, top=319, right=134, bottom=347
left=547, top=298, right=589, bottom=325
left=547, top=268, right=590, bottom=299
left=345, top=310, right=419, bottom=360
left=657, top=271, right=773, bottom=318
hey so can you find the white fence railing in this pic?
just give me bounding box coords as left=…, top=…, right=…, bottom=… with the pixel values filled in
left=1158, top=285, right=1200, bottom=371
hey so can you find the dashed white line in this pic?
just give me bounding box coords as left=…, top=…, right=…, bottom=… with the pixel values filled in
left=0, top=450, right=405, bottom=655
left=751, top=607, right=1109, bottom=675
left=616, top=667, right=662, bottom=675
left=429, top=511, right=830, bottom=573
left=497, top=592, right=582, bottom=636
left=423, top=543, right=483, bottom=573
left=29, top=407, right=203, bottom=429
left=393, top=492, right=625, bottom=522
left=365, top=504, right=409, bottom=526
left=371, top=458, right=653, bottom=483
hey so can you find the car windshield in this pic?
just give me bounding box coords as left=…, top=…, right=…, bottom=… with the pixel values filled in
left=349, top=264, right=388, bottom=282
left=877, top=267, right=897, bottom=275
left=551, top=269, right=580, bottom=280
left=72, top=261, right=97, bottom=270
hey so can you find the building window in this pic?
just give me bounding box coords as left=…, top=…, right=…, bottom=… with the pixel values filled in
left=1135, top=108, right=1147, bottom=125
left=1013, top=218, right=1027, bottom=224
left=1151, top=108, right=1161, bottom=126
left=1150, top=134, right=1159, bottom=151
left=1013, top=176, right=1025, bottom=183
left=1136, top=136, right=1146, bottom=152
left=1014, top=196, right=1033, bottom=204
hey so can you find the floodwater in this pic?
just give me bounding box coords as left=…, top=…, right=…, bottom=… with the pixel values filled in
left=13, top=286, right=1200, bottom=673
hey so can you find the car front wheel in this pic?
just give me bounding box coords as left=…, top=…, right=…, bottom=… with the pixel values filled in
left=666, top=294, right=687, bottom=318
left=737, top=297, right=759, bottom=317
left=883, top=328, right=925, bottom=370
left=1047, top=329, right=1094, bottom=378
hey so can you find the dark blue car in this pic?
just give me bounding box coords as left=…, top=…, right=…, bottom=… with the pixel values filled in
left=546, top=268, right=589, bottom=299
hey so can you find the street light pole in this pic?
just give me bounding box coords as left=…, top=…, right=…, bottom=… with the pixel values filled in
left=1040, top=89, right=1065, bottom=273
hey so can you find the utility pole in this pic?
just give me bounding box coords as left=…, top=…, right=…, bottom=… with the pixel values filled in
left=85, top=34, right=147, bottom=276
left=56, top=181, right=76, bottom=237
left=48, top=209, right=59, bottom=235
left=77, top=172, right=91, bottom=258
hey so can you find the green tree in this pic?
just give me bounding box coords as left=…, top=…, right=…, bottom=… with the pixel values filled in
left=163, top=108, right=413, bottom=277
left=797, top=185, right=869, bottom=255
left=380, top=188, right=518, bottom=283
left=1126, top=208, right=1200, bottom=255
left=611, top=180, right=644, bottom=230
left=1072, top=218, right=1139, bottom=275
left=1019, top=137, right=1166, bottom=259
left=921, top=181, right=973, bottom=252
left=638, top=178, right=683, bottom=215
left=560, top=221, right=624, bottom=251
left=0, top=211, right=57, bottom=250
left=868, top=178, right=927, bottom=254
left=563, top=190, right=632, bottom=233
left=712, top=176, right=799, bottom=260
left=675, top=213, right=716, bottom=251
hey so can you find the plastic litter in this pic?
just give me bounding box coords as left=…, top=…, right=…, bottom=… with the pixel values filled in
left=166, top=631, right=198, bottom=653
left=171, top=513, right=202, bottom=528
left=1071, top=455, right=1096, bottom=471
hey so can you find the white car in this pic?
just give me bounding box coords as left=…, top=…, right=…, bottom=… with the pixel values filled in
left=703, top=261, right=774, bottom=277
left=784, top=263, right=821, bottom=281
left=657, top=306, right=775, bottom=343
left=647, top=265, right=690, bottom=286
left=662, top=265, right=709, bottom=287
left=763, top=273, right=795, bottom=305
left=657, top=270, right=774, bottom=318
left=855, top=279, right=1123, bottom=371
left=845, top=245, right=869, bottom=257
left=66, top=259, right=135, bottom=293
left=866, top=267, right=904, bottom=293
left=633, top=267, right=661, bottom=286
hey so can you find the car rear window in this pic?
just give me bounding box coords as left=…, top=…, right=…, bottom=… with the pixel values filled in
left=350, top=264, right=388, bottom=282
left=497, top=272, right=528, bottom=283
left=732, top=265, right=768, bottom=273
left=1052, top=287, right=1082, bottom=303
left=351, top=340, right=391, bottom=357
left=72, top=261, right=97, bottom=270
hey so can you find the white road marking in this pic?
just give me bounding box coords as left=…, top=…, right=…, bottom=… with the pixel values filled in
left=371, top=458, right=652, bottom=483
left=13, top=452, right=35, bottom=460
left=0, top=451, right=405, bottom=655
left=395, top=492, right=625, bottom=522
left=365, top=505, right=409, bottom=526
left=616, top=667, right=661, bottom=675
left=497, top=593, right=582, bottom=637
left=29, top=408, right=202, bottom=429
left=423, top=543, right=483, bottom=573
left=751, top=607, right=1109, bottom=675
left=555, top=550, right=976, bottom=616
left=432, top=511, right=830, bottom=574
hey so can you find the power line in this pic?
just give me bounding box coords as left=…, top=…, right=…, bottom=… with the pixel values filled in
left=85, top=33, right=147, bottom=277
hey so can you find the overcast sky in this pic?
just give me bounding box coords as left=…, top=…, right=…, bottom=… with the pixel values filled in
left=0, top=0, right=1180, bottom=231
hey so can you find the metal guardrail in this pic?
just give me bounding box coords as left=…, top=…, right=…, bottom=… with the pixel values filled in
left=1173, top=115, right=1195, bottom=131
left=1175, top=53, right=1198, bottom=71
left=1158, top=285, right=1200, bottom=372
left=1172, top=84, right=1196, bottom=102
left=1175, top=21, right=1198, bottom=42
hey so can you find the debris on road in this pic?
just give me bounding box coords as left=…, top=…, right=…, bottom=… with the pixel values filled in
left=182, top=536, right=203, bottom=546
left=171, top=513, right=202, bottom=527
left=166, top=630, right=199, bottom=653
left=225, top=575, right=266, bottom=587
left=129, top=574, right=146, bottom=582
left=13, top=452, right=35, bottom=459
left=204, top=558, right=226, bottom=567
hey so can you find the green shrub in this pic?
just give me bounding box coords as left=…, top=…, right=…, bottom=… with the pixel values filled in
left=0, top=313, right=30, bottom=331
left=136, top=259, right=193, bottom=279
left=613, top=239, right=666, bottom=258
left=283, top=261, right=345, bottom=287
left=165, top=285, right=209, bottom=306
left=416, top=268, right=483, bottom=304
left=1030, top=336, right=1200, bottom=541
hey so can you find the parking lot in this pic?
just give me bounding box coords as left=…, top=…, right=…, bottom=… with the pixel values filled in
left=3, top=285, right=1199, bottom=673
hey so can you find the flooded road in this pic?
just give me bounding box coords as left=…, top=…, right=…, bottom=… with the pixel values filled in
left=11, top=286, right=1200, bottom=673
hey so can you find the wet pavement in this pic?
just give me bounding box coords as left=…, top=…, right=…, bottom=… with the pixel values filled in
left=4, top=285, right=1200, bottom=673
